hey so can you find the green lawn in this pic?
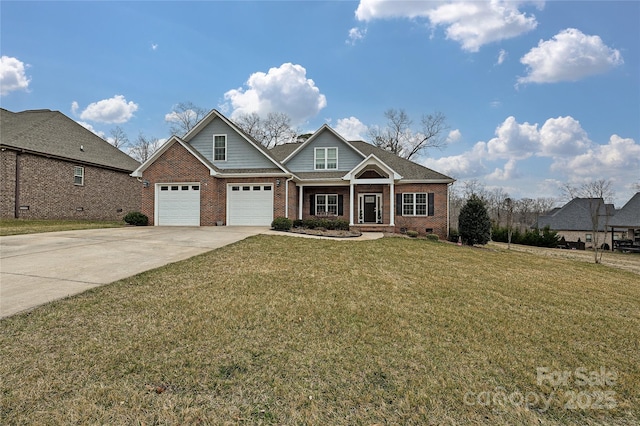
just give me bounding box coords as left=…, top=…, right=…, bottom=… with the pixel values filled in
left=1, top=236, right=638, bottom=425
left=0, top=219, right=125, bottom=236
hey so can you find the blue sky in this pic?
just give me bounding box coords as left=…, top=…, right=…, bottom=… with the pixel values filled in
left=2, top=1, right=638, bottom=205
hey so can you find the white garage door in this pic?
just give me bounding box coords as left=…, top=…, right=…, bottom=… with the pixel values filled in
left=227, top=184, right=273, bottom=226
left=157, top=183, right=200, bottom=226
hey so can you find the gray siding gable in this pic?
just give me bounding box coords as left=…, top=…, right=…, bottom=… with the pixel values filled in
left=286, top=129, right=363, bottom=173
left=188, top=117, right=275, bottom=169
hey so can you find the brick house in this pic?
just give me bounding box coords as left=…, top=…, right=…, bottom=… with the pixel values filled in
left=132, top=109, right=455, bottom=237
left=1, top=108, right=141, bottom=220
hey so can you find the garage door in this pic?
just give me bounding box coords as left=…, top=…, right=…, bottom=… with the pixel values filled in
left=157, top=184, right=200, bottom=226
left=227, top=184, right=273, bottom=226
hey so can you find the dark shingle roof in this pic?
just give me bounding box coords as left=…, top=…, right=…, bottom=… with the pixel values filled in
left=269, top=140, right=454, bottom=182
left=269, top=142, right=301, bottom=161
left=0, top=108, right=139, bottom=172
left=349, top=141, right=454, bottom=181
left=609, top=192, right=640, bottom=227
left=537, top=198, right=616, bottom=231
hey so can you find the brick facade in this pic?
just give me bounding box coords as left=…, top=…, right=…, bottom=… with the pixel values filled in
left=140, top=142, right=288, bottom=226
left=138, top=139, right=451, bottom=237
left=294, top=182, right=449, bottom=238
left=0, top=149, right=141, bottom=220
left=394, top=183, right=449, bottom=238
left=0, top=149, right=17, bottom=218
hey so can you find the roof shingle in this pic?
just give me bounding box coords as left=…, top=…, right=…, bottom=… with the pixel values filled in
left=1, top=108, right=139, bottom=172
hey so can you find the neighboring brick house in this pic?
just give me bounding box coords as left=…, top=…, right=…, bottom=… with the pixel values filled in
left=1, top=108, right=141, bottom=220
left=132, top=109, right=455, bottom=237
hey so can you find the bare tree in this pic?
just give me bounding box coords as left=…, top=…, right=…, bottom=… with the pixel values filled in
left=368, top=108, right=449, bottom=160
left=562, top=180, right=615, bottom=263
left=129, top=133, right=162, bottom=163
left=165, top=102, right=208, bottom=136
left=486, top=187, right=510, bottom=227
left=504, top=197, right=515, bottom=249
left=532, top=197, right=557, bottom=224
left=108, top=126, right=129, bottom=149
left=234, top=112, right=299, bottom=148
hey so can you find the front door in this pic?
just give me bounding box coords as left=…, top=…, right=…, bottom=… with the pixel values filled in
left=364, top=195, right=377, bottom=223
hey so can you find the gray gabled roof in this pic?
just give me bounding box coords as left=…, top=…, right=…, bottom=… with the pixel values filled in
left=349, top=141, right=454, bottom=182
left=609, top=192, right=640, bottom=227
left=537, top=198, right=615, bottom=231
left=0, top=108, right=139, bottom=172
left=269, top=141, right=305, bottom=161
left=269, top=140, right=454, bottom=182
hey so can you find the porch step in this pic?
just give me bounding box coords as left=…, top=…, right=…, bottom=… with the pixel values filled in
left=351, top=225, right=396, bottom=233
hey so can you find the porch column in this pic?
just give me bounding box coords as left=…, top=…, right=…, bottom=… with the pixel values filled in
left=298, top=185, right=304, bottom=220
left=389, top=181, right=395, bottom=226
left=349, top=183, right=355, bottom=225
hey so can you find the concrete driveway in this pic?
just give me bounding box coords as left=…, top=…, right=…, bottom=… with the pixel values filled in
left=0, top=226, right=265, bottom=319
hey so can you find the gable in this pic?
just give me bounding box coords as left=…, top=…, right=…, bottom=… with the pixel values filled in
left=285, top=128, right=363, bottom=172
left=187, top=116, right=275, bottom=170
left=609, top=192, right=640, bottom=227
left=131, top=136, right=218, bottom=177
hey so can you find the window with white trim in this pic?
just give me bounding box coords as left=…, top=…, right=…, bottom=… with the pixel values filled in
left=314, top=147, right=337, bottom=170
left=74, top=166, right=84, bottom=186
left=213, top=135, right=227, bottom=161
left=402, top=193, right=427, bottom=216
left=316, top=194, right=338, bottom=216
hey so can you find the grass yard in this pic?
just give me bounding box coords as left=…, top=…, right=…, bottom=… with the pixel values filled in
left=1, top=236, right=638, bottom=425
left=0, top=219, right=125, bottom=236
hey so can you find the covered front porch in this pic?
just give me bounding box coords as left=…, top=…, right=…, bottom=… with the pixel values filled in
left=295, top=154, right=401, bottom=228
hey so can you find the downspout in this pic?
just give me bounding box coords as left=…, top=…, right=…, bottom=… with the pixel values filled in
left=447, top=182, right=452, bottom=239
left=284, top=176, right=294, bottom=219
left=14, top=151, right=21, bottom=218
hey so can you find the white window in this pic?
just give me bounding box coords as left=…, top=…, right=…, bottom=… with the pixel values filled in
left=586, top=233, right=593, bottom=242
left=402, top=193, right=427, bottom=216
left=316, top=194, right=338, bottom=216
left=314, top=147, right=337, bottom=170
left=213, top=135, right=227, bottom=161
left=74, top=166, right=84, bottom=186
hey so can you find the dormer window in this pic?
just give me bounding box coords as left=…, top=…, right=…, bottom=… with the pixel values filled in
left=315, top=147, right=337, bottom=170
left=213, top=135, right=227, bottom=161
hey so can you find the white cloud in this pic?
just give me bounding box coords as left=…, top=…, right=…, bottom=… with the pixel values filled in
left=518, top=28, right=623, bottom=84
left=487, top=116, right=540, bottom=160
left=497, top=49, right=508, bottom=65
left=428, top=115, right=639, bottom=199
left=354, top=1, right=541, bottom=52
left=165, top=109, right=198, bottom=124
left=487, top=158, right=519, bottom=180
left=552, top=135, right=640, bottom=179
left=347, top=27, right=367, bottom=45
left=335, top=116, right=368, bottom=140
left=151, top=43, right=158, bottom=51
left=0, top=56, right=31, bottom=95
left=77, top=95, right=139, bottom=123
left=424, top=141, right=489, bottom=179
left=223, top=63, right=327, bottom=125
left=538, top=116, right=591, bottom=156
left=446, top=129, right=462, bottom=143
left=76, top=121, right=106, bottom=139
left=71, top=101, right=79, bottom=115
left=484, top=115, right=591, bottom=161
